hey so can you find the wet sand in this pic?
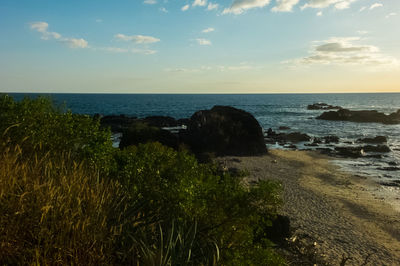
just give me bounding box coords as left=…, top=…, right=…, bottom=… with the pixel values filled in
left=219, top=150, right=400, bottom=265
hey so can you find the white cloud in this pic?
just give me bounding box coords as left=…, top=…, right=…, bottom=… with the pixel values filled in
left=115, top=34, right=160, bottom=44
left=202, top=27, right=215, bottom=33
left=98, top=47, right=157, bottom=55
left=160, top=7, right=168, bottom=13
left=317, top=11, right=323, bottom=16
left=95, top=19, right=103, bottom=23
left=271, top=0, right=300, bottom=12
left=222, top=0, right=271, bottom=15
left=357, top=30, right=368, bottom=35
left=61, top=38, right=88, bottom=48
left=359, top=6, right=366, bottom=12
left=182, top=4, right=190, bottom=11
left=301, top=0, right=358, bottom=10
left=386, top=12, right=397, bottom=18
left=30, top=21, right=88, bottom=48
left=207, top=2, right=219, bottom=10
left=288, top=37, right=399, bottom=70
left=370, top=3, right=383, bottom=10
left=143, top=0, right=157, bottom=4
left=193, top=0, right=207, bottom=7
left=196, top=38, right=211, bottom=45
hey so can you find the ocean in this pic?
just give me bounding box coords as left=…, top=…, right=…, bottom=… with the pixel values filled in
left=8, top=93, right=400, bottom=184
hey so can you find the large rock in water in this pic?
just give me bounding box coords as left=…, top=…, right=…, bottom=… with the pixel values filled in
left=317, top=109, right=400, bottom=124
left=184, top=106, right=267, bottom=156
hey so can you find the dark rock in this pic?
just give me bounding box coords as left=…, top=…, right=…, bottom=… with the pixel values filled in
left=377, top=167, right=400, bottom=171
left=316, top=148, right=334, bottom=155
left=100, top=115, right=138, bottom=133
left=388, top=161, right=398, bottom=166
left=335, top=146, right=364, bottom=158
left=286, top=144, right=297, bottom=149
left=313, top=137, right=323, bottom=144
left=363, top=145, right=391, bottom=153
left=280, top=132, right=311, bottom=143
left=364, top=154, right=383, bottom=159
left=357, top=136, right=387, bottom=143
left=317, top=109, right=400, bottom=124
left=183, top=106, right=267, bottom=156
left=119, top=122, right=179, bottom=149
left=176, top=118, right=190, bottom=126
left=324, top=135, right=340, bottom=144
left=307, top=103, right=342, bottom=110
left=279, top=126, right=291, bottom=130
left=379, top=182, right=400, bottom=187
left=305, top=143, right=319, bottom=147
left=267, top=128, right=276, bottom=137
left=143, top=116, right=178, bottom=127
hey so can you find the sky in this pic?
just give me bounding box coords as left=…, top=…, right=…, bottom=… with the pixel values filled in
left=0, top=0, right=399, bottom=93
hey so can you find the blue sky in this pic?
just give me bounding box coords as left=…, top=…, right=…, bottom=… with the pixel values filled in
left=0, top=0, right=399, bottom=93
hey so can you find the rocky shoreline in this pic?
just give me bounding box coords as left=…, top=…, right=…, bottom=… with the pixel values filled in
left=99, top=103, right=399, bottom=186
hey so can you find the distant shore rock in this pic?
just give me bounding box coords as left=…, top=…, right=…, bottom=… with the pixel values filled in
left=317, top=109, right=400, bottom=124
left=143, top=116, right=179, bottom=127
left=307, top=103, right=342, bottom=110
left=183, top=105, right=267, bottom=156
left=100, top=115, right=138, bottom=132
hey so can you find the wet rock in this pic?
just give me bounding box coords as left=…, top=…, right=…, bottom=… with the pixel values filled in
left=335, top=146, right=364, bottom=158
left=377, top=167, right=400, bottom=171
left=284, top=132, right=311, bottom=143
left=312, top=137, right=323, bottom=144
left=363, top=145, right=391, bottom=153
left=286, top=144, right=297, bottom=149
left=305, top=143, right=319, bottom=147
left=307, top=103, right=342, bottom=110
left=388, top=161, right=398, bottom=166
left=279, top=126, right=291, bottom=130
left=324, top=135, right=340, bottom=144
left=379, top=181, right=400, bottom=187
left=317, top=109, right=400, bottom=124
left=183, top=106, right=267, bottom=156
left=357, top=136, right=387, bottom=144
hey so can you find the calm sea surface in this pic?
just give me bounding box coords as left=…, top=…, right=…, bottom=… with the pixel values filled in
left=8, top=93, right=400, bottom=184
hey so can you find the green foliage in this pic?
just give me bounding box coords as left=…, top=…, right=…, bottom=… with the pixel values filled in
left=0, top=94, right=114, bottom=174
left=0, top=95, right=285, bottom=265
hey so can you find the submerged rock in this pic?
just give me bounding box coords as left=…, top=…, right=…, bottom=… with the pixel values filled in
left=307, top=103, right=342, bottom=110
left=317, top=109, right=400, bottom=124
left=183, top=105, right=267, bottom=156
left=279, top=126, right=291, bottom=130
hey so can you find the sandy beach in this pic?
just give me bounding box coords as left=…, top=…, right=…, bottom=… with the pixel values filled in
left=219, top=150, right=400, bottom=265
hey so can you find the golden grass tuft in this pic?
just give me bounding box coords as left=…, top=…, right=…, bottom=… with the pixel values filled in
left=0, top=143, right=129, bottom=265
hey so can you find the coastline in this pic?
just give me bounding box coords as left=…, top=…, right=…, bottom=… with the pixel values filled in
left=219, top=150, right=400, bottom=265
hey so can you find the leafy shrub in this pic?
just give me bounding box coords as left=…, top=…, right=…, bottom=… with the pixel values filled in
left=0, top=94, right=114, bottom=174
left=0, top=95, right=285, bottom=265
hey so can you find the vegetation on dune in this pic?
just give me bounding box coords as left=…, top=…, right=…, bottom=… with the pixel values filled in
left=0, top=95, right=285, bottom=265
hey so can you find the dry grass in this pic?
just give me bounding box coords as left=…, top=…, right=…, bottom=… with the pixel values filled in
left=0, top=143, right=128, bottom=265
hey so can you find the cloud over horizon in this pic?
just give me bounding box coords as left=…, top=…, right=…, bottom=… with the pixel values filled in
left=115, top=34, right=160, bottom=44
left=289, top=37, right=399, bottom=70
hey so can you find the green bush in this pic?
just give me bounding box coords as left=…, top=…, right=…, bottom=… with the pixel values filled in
left=0, top=95, right=285, bottom=265
left=0, top=94, right=114, bottom=174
